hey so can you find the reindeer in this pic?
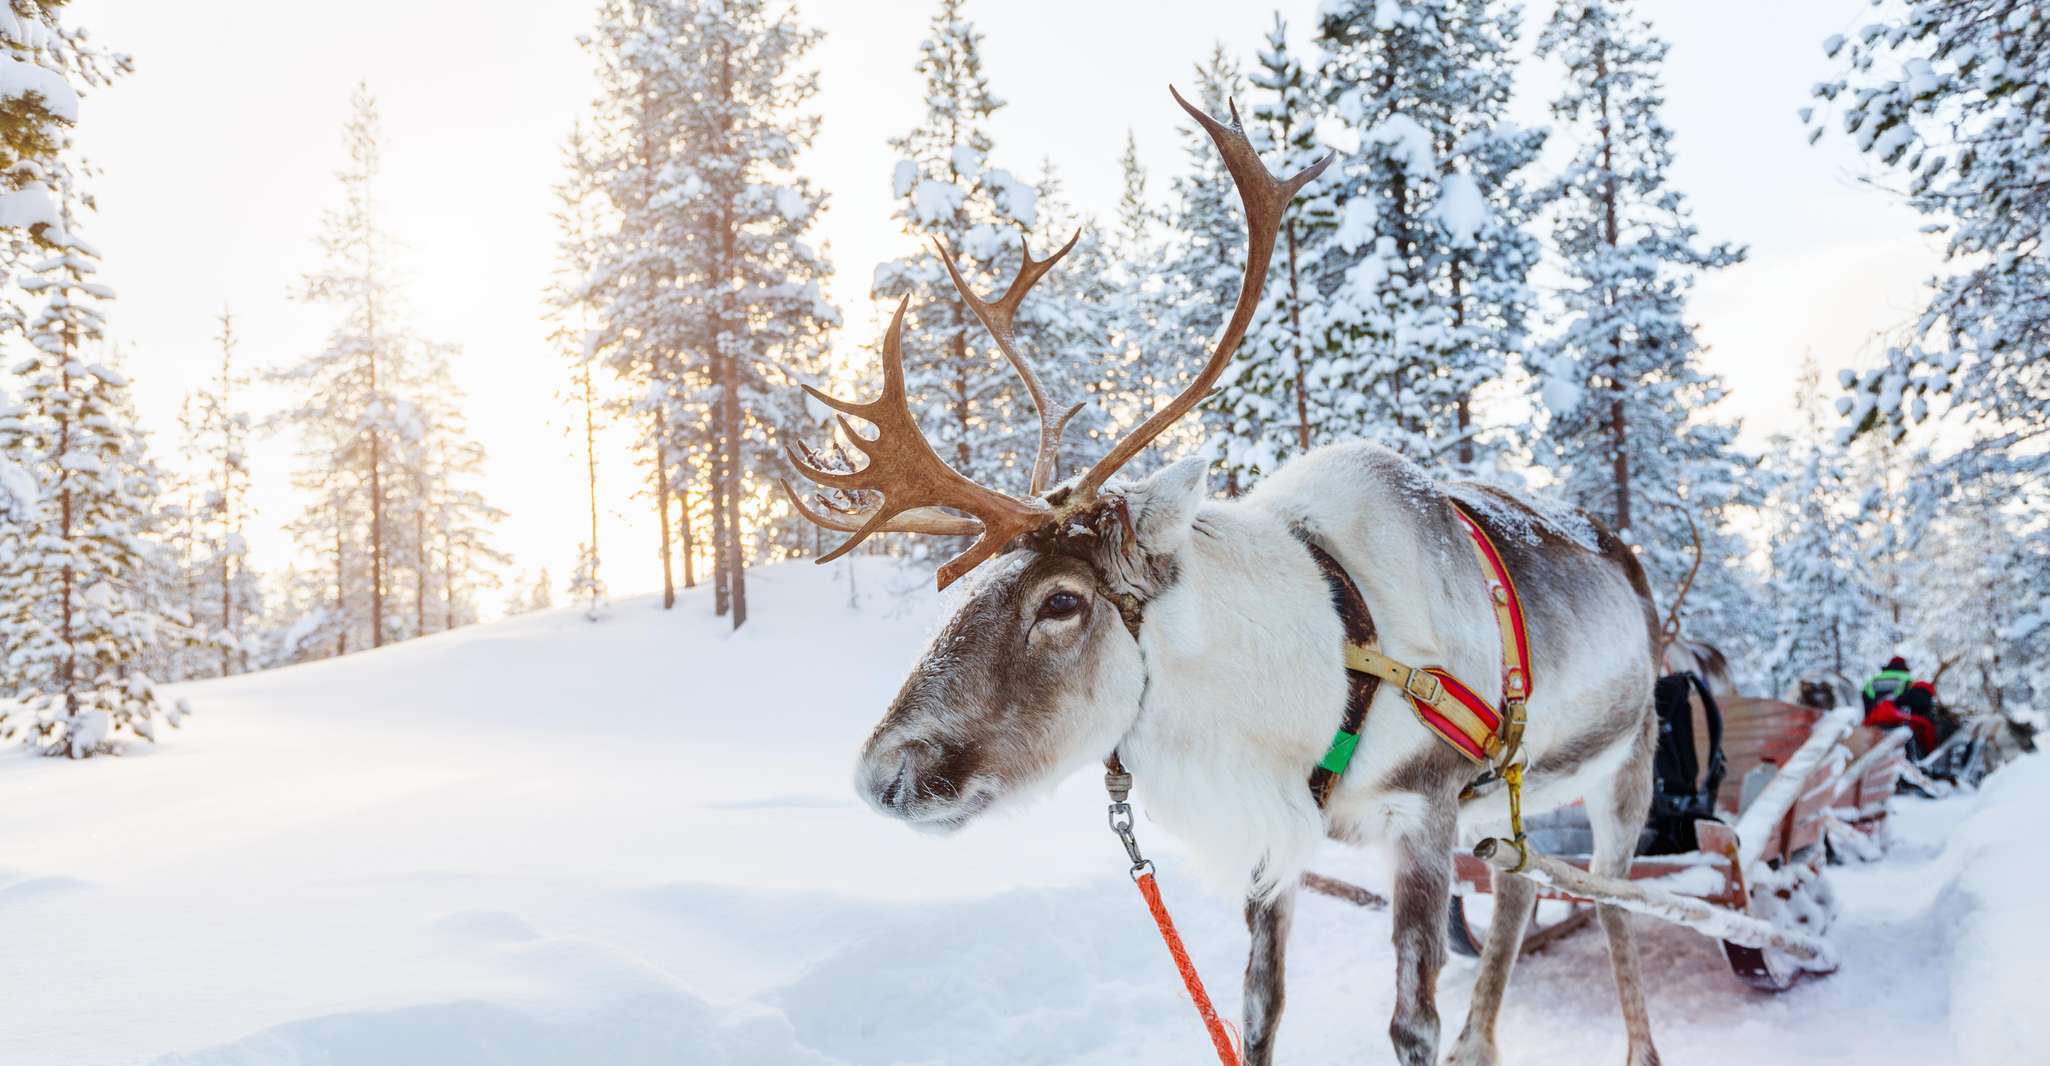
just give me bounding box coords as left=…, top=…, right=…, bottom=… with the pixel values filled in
left=786, top=91, right=1664, bottom=1066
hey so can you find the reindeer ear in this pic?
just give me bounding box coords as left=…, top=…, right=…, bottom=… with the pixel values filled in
left=1123, top=456, right=1208, bottom=554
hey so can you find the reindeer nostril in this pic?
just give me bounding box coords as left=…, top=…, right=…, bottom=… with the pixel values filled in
left=877, top=752, right=912, bottom=810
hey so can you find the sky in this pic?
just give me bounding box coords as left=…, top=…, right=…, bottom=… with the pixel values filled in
left=55, top=0, right=1938, bottom=608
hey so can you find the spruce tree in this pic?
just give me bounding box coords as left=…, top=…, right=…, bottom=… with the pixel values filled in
left=1533, top=0, right=1754, bottom=644
left=549, top=125, right=609, bottom=622
left=1312, top=0, right=1543, bottom=471
left=1, top=4, right=128, bottom=333
left=1811, top=2, right=2050, bottom=442
left=872, top=0, right=1048, bottom=493
left=577, top=0, right=693, bottom=611
left=278, top=86, right=499, bottom=654
left=0, top=217, right=184, bottom=756
left=1214, top=18, right=1339, bottom=490
left=187, top=309, right=260, bottom=674
left=660, top=0, right=838, bottom=629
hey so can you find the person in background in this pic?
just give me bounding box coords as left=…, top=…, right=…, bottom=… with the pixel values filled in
left=1863, top=656, right=1937, bottom=754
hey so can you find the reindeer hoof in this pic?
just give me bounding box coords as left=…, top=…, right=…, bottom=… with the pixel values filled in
left=1441, top=1036, right=1499, bottom=1066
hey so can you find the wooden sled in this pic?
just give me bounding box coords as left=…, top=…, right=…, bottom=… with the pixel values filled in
left=1447, top=700, right=1911, bottom=991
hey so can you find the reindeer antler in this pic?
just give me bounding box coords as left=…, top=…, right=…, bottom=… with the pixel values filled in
left=1070, top=88, right=1332, bottom=499
left=934, top=229, right=1086, bottom=495
left=786, top=88, right=1331, bottom=589
left=1655, top=504, right=1704, bottom=666
left=784, top=297, right=1053, bottom=586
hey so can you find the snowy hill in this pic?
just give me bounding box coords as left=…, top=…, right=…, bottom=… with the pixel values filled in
left=0, top=559, right=2038, bottom=1066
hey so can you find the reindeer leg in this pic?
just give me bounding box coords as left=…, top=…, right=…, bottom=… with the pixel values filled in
left=1387, top=803, right=1455, bottom=1066
left=1589, top=713, right=1663, bottom=1066
left=1241, top=882, right=1296, bottom=1066
left=1443, top=868, right=1539, bottom=1066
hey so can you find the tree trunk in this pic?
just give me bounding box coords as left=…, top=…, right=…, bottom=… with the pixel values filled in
left=653, top=411, right=675, bottom=610
left=1598, top=41, right=1630, bottom=532
left=414, top=509, right=426, bottom=634
left=679, top=489, right=696, bottom=589
left=583, top=357, right=601, bottom=599
left=334, top=509, right=347, bottom=657
left=1284, top=218, right=1311, bottom=453
left=56, top=357, right=76, bottom=723
left=712, top=438, right=732, bottom=617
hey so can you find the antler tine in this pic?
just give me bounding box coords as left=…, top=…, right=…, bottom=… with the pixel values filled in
left=1655, top=503, right=1704, bottom=664
left=778, top=480, right=980, bottom=541
left=934, top=228, right=1084, bottom=495
left=783, top=296, right=1054, bottom=586
left=1072, top=86, right=1334, bottom=499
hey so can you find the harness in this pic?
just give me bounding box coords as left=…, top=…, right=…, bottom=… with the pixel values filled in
left=1307, top=501, right=1533, bottom=789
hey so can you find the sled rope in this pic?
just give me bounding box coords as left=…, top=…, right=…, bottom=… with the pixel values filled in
left=1104, top=759, right=1242, bottom=1066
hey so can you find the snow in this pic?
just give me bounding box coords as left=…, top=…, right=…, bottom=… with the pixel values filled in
left=0, top=455, right=36, bottom=519
left=0, top=182, right=61, bottom=235
left=984, top=167, right=1037, bottom=227
left=0, top=56, right=78, bottom=121
left=0, top=558, right=2039, bottom=1065
left=1364, top=113, right=1435, bottom=180
left=890, top=158, right=917, bottom=199
left=910, top=177, right=963, bottom=224
left=1432, top=170, right=1487, bottom=246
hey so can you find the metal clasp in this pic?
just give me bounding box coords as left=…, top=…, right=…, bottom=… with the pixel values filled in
left=1404, top=668, right=1442, bottom=703
left=1108, top=800, right=1151, bottom=878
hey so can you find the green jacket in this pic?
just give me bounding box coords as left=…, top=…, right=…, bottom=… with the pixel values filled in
left=1863, top=669, right=1913, bottom=703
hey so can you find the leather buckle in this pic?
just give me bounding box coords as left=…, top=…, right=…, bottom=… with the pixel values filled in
left=1404, top=669, right=1442, bottom=704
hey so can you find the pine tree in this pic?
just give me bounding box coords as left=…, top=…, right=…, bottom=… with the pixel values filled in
left=1213, top=18, right=1337, bottom=490
left=186, top=309, right=260, bottom=674
left=1161, top=46, right=1250, bottom=484
left=1, top=5, right=129, bottom=333
left=1533, top=0, right=1754, bottom=643
left=1810, top=2, right=2050, bottom=442
left=0, top=213, right=185, bottom=756
left=577, top=0, right=693, bottom=611
left=1312, top=0, right=1544, bottom=471
left=871, top=0, right=1048, bottom=494
left=279, top=84, right=402, bottom=651
left=549, top=124, right=609, bottom=623
left=659, top=0, right=838, bottom=630
left=278, top=86, right=499, bottom=654
left=1763, top=368, right=1872, bottom=696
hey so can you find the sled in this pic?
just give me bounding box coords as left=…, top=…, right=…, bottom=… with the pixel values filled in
left=1447, top=700, right=1910, bottom=991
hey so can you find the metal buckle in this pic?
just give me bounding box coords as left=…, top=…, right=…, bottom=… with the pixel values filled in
left=1404, top=669, right=1442, bottom=704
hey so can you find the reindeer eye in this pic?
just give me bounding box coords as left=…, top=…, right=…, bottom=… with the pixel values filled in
left=1039, top=590, right=1085, bottom=620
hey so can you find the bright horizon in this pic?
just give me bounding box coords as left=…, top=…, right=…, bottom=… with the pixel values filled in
left=60, top=0, right=1935, bottom=611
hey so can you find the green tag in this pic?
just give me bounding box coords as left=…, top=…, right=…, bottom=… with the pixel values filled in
left=1319, top=729, right=1361, bottom=775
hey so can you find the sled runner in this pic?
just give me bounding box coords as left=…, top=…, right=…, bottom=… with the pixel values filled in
left=1448, top=696, right=1911, bottom=991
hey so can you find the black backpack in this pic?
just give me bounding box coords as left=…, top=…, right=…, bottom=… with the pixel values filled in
left=1640, top=671, right=1727, bottom=855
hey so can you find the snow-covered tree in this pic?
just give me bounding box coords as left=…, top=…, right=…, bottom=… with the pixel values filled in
left=1810, top=2, right=2050, bottom=443
left=0, top=216, right=184, bottom=756
left=658, top=0, right=838, bottom=629
left=1, top=5, right=128, bottom=333
left=870, top=0, right=1048, bottom=493
left=1533, top=0, right=1754, bottom=645
left=182, top=309, right=261, bottom=675
left=1212, top=18, right=1341, bottom=490
left=549, top=124, right=609, bottom=623
left=1311, top=0, right=1544, bottom=472
left=1763, top=369, right=1873, bottom=695
left=277, top=85, right=501, bottom=655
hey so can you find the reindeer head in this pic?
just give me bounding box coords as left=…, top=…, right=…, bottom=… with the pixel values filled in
left=786, top=89, right=1328, bottom=831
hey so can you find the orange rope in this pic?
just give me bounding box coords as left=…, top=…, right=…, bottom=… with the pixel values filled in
left=1133, top=870, right=1242, bottom=1066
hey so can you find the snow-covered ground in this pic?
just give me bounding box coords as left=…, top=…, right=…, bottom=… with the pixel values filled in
left=0, top=559, right=2036, bottom=1066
